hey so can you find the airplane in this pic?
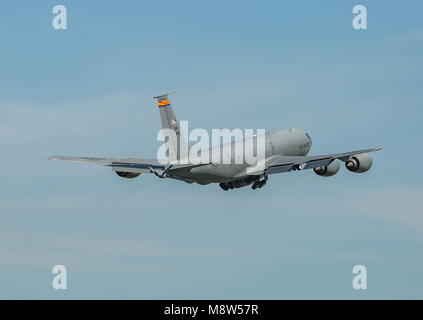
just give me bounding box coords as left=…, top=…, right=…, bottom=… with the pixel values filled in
left=49, top=93, right=381, bottom=191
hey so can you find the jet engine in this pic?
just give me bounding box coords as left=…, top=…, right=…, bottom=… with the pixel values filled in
left=314, top=159, right=341, bottom=177
left=345, top=153, right=373, bottom=173
left=115, top=171, right=141, bottom=179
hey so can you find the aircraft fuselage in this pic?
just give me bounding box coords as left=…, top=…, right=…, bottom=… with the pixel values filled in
left=171, top=128, right=312, bottom=185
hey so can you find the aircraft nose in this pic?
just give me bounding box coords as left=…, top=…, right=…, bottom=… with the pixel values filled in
left=293, top=128, right=312, bottom=144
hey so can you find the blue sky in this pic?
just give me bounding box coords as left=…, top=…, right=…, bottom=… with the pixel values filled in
left=0, top=0, right=422, bottom=299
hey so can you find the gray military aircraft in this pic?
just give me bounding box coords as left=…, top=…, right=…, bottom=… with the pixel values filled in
left=49, top=93, right=381, bottom=191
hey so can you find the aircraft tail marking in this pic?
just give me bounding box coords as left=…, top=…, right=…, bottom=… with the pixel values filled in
left=153, top=92, right=188, bottom=161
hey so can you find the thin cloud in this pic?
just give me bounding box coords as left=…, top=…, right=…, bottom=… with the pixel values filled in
left=387, top=29, right=423, bottom=45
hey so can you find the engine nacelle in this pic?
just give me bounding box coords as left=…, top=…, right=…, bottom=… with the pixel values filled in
left=345, top=153, right=373, bottom=173
left=314, top=159, right=341, bottom=177
left=115, top=171, right=141, bottom=179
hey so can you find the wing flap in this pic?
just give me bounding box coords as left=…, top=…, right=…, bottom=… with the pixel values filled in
left=49, top=156, right=210, bottom=175
left=48, top=156, right=114, bottom=165
left=302, top=158, right=333, bottom=170
left=267, top=163, right=295, bottom=174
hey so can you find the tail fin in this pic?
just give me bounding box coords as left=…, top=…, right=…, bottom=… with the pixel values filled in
left=154, top=92, right=188, bottom=161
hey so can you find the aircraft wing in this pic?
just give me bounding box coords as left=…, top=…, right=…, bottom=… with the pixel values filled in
left=48, top=156, right=208, bottom=174
left=261, top=147, right=382, bottom=175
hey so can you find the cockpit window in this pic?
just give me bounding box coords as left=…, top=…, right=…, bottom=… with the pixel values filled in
left=305, top=133, right=311, bottom=141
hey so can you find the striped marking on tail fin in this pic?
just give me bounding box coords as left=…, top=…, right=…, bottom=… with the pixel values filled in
left=157, top=99, right=171, bottom=108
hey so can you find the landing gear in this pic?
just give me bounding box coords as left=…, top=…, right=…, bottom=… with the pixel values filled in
left=251, top=176, right=268, bottom=190
left=219, top=182, right=235, bottom=190
left=251, top=180, right=260, bottom=190
left=219, top=175, right=268, bottom=191
left=219, top=183, right=229, bottom=191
